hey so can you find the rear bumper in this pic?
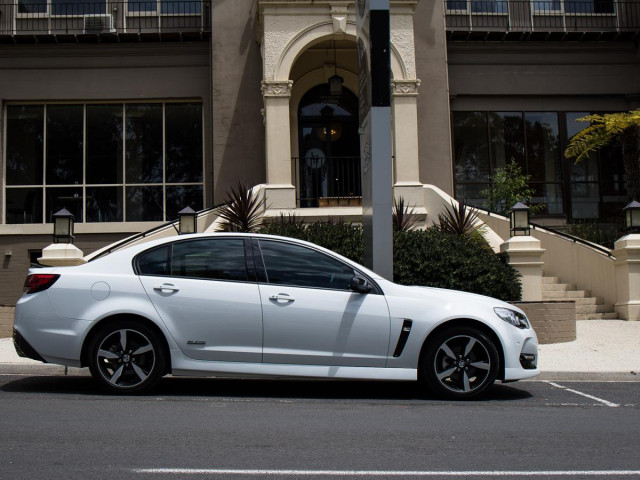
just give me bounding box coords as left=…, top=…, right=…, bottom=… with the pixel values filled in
left=13, top=328, right=47, bottom=363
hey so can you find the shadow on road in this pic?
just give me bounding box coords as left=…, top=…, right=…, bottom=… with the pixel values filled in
left=1, top=375, right=534, bottom=402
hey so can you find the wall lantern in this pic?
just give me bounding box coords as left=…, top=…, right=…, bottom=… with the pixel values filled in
left=52, top=208, right=75, bottom=244
left=178, top=206, right=197, bottom=234
left=509, top=202, right=531, bottom=237
left=623, top=200, right=640, bottom=233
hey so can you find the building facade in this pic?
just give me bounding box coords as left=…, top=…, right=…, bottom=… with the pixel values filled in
left=0, top=0, right=638, bottom=304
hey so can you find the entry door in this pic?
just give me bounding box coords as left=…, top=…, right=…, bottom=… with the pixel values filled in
left=256, top=239, right=391, bottom=367
left=137, top=238, right=262, bottom=363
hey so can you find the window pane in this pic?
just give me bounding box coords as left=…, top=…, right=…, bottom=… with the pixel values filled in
left=165, top=103, right=203, bottom=183
left=171, top=239, right=248, bottom=281
left=126, top=104, right=163, bottom=184
left=455, top=183, right=489, bottom=209
left=6, top=105, right=44, bottom=186
left=46, top=187, right=83, bottom=222
left=452, top=112, right=490, bottom=183
left=128, top=0, right=157, bottom=12
left=471, top=0, right=507, bottom=13
left=51, top=0, right=106, bottom=15
left=531, top=183, right=563, bottom=215
left=137, top=246, right=170, bottom=276
left=525, top=112, right=562, bottom=184
left=166, top=185, right=203, bottom=220
left=126, top=186, right=163, bottom=221
left=6, top=188, right=43, bottom=224
left=259, top=240, right=355, bottom=290
left=87, top=105, right=123, bottom=185
left=571, top=183, right=599, bottom=219
left=161, top=0, right=201, bottom=14
left=489, top=112, right=525, bottom=170
left=46, top=105, right=83, bottom=185
left=86, top=187, right=123, bottom=222
left=18, top=0, right=47, bottom=14
left=565, top=0, right=614, bottom=14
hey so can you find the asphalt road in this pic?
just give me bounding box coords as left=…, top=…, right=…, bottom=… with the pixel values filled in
left=1, top=374, right=639, bottom=480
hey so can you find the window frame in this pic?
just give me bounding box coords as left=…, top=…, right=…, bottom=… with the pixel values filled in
left=3, top=100, right=205, bottom=225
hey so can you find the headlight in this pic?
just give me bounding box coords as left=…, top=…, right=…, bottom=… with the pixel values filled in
left=494, top=307, right=530, bottom=329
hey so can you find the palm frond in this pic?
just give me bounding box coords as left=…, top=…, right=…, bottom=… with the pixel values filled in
left=437, top=201, right=480, bottom=236
left=217, top=183, right=264, bottom=232
left=392, top=196, right=419, bottom=232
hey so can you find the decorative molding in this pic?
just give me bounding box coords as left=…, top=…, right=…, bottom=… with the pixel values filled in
left=331, top=6, right=348, bottom=33
left=261, top=80, right=294, bottom=97
left=392, top=79, right=421, bottom=96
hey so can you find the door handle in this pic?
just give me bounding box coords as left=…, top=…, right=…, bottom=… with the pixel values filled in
left=269, top=294, right=295, bottom=302
left=154, top=283, right=179, bottom=292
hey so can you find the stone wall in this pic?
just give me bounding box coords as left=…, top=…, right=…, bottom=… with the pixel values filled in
left=514, top=301, right=576, bottom=344
left=0, top=306, right=14, bottom=338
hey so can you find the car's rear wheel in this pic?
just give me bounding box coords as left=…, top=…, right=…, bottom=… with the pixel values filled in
left=88, top=320, right=166, bottom=394
left=422, top=326, right=499, bottom=400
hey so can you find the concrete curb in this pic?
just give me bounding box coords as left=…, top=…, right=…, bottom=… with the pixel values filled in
left=1, top=363, right=639, bottom=382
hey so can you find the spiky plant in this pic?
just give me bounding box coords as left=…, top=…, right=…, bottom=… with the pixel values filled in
left=565, top=110, right=640, bottom=201
left=392, top=196, right=419, bottom=232
left=437, top=201, right=480, bottom=236
left=217, top=183, right=264, bottom=232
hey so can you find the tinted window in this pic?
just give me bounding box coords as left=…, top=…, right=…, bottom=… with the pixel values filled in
left=259, top=240, right=355, bottom=290
left=137, top=246, right=170, bottom=275
left=171, top=239, right=248, bottom=282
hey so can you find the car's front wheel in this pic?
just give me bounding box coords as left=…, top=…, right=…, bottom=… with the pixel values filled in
left=88, top=320, right=166, bottom=394
left=422, top=326, right=499, bottom=400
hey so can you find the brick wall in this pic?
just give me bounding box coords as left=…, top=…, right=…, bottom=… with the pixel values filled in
left=0, top=306, right=14, bottom=338
left=514, top=301, right=576, bottom=344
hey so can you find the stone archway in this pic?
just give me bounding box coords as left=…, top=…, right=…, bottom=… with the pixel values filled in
left=257, top=1, right=423, bottom=210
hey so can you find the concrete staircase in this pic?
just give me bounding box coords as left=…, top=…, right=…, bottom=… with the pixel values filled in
left=542, top=276, right=619, bottom=320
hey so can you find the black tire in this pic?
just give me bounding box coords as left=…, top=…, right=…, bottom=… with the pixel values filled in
left=87, top=320, right=167, bottom=394
left=421, top=326, right=499, bottom=400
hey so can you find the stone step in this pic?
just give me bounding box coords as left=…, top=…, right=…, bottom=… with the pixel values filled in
left=577, top=312, right=619, bottom=320
left=542, top=276, right=559, bottom=284
left=574, top=297, right=603, bottom=306
left=543, top=290, right=590, bottom=299
left=542, top=283, right=571, bottom=292
left=576, top=304, right=614, bottom=315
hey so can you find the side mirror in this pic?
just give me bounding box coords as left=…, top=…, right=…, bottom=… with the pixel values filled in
left=349, top=276, right=372, bottom=294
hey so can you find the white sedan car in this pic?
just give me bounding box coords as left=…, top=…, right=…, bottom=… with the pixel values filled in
left=13, top=233, right=538, bottom=399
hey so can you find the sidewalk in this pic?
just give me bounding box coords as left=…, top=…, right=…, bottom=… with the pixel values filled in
left=1, top=320, right=639, bottom=379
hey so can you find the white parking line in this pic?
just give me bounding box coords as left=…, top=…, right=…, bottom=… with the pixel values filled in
left=545, top=381, right=620, bottom=407
left=133, top=469, right=640, bottom=476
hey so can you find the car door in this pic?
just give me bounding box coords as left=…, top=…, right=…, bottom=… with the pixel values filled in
left=255, top=238, right=391, bottom=367
left=137, top=237, right=263, bottom=363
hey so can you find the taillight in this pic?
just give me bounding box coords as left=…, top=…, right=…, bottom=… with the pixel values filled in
left=23, top=274, right=60, bottom=294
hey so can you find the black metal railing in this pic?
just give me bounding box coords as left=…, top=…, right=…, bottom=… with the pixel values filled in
left=0, top=1, right=210, bottom=36
left=445, top=0, right=640, bottom=36
left=293, top=156, right=362, bottom=208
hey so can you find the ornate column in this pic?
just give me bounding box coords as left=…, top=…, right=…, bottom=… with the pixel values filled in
left=261, top=80, right=296, bottom=209
left=392, top=79, right=424, bottom=209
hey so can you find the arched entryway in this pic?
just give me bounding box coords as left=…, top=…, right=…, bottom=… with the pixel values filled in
left=297, top=84, right=360, bottom=208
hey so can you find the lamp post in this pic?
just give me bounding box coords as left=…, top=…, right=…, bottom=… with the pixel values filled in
left=178, top=206, right=197, bottom=234
left=52, top=208, right=75, bottom=244
left=623, top=200, right=640, bottom=233
left=509, top=202, right=531, bottom=237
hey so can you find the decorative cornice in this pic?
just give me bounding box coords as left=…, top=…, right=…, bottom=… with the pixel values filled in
left=261, top=80, right=294, bottom=97
left=392, top=79, right=421, bottom=96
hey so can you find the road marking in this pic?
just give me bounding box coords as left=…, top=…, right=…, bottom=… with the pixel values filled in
left=545, top=381, right=620, bottom=407
left=133, top=469, right=640, bottom=477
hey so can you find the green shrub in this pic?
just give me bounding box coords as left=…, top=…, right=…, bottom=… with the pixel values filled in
left=393, top=229, right=521, bottom=302
left=260, top=222, right=522, bottom=302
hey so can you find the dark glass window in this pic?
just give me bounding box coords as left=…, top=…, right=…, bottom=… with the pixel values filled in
left=565, top=0, right=614, bottom=14
left=126, top=104, right=163, bottom=184
left=165, top=103, right=203, bottom=184
left=5, top=188, right=43, bottom=224
left=18, top=0, right=46, bottom=13
left=46, top=187, right=83, bottom=222
left=51, top=0, right=106, bottom=15
left=259, top=240, right=355, bottom=290
left=126, top=186, right=163, bottom=222
left=161, top=0, right=201, bottom=15
left=453, top=112, right=490, bottom=184
left=46, top=105, right=84, bottom=185
left=137, top=246, right=171, bottom=276
left=471, top=0, right=507, bottom=13
left=87, top=105, right=123, bottom=185
left=86, top=187, right=123, bottom=222
left=6, top=105, right=43, bottom=186
left=166, top=185, right=204, bottom=220
left=171, top=239, right=248, bottom=281
left=489, top=112, right=525, bottom=171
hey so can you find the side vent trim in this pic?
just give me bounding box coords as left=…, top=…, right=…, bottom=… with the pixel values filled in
left=392, top=319, right=413, bottom=358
